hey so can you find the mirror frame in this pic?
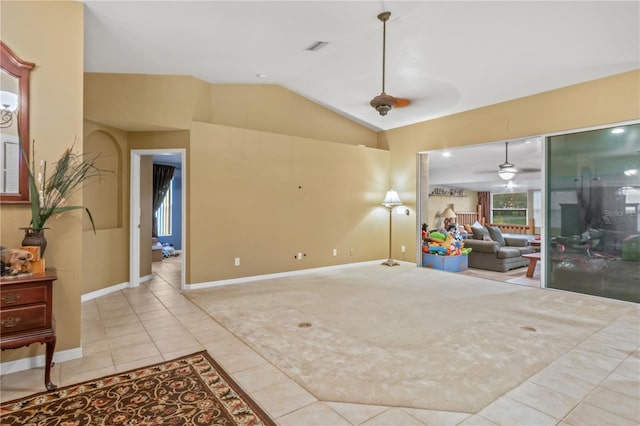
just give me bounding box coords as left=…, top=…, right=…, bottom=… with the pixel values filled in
left=1, top=41, right=35, bottom=203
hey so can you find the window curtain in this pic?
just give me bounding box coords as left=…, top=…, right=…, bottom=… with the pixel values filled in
left=152, top=164, right=175, bottom=238
left=477, top=191, right=490, bottom=224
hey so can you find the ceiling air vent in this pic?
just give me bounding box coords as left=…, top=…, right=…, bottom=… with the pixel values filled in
left=305, top=41, right=328, bottom=51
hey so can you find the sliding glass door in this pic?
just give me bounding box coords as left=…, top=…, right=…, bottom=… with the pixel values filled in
left=547, top=123, right=640, bottom=302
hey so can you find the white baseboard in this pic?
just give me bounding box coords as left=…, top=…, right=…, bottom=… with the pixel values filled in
left=81, top=282, right=129, bottom=302
left=81, top=273, right=154, bottom=301
left=0, top=347, right=83, bottom=376
left=140, top=274, right=153, bottom=283
left=185, top=260, right=396, bottom=290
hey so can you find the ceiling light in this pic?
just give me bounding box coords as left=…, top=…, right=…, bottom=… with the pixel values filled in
left=611, top=128, right=625, bottom=134
left=0, top=90, right=18, bottom=128
left=617, top=186, right=636, bottom=196
left=370, top=11, right=396, bottom=116
left=0, top=91, right=18, bottom=111
left=498, top=170, right=515, bottom=180
left=625, top=167, right=639, bottom=176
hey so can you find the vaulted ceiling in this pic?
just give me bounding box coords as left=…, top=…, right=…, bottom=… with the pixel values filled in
left=83, top=1, right=640, bottom=132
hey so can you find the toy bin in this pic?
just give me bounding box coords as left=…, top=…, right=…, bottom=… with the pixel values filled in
left=422, top=253, right=468, bottom=272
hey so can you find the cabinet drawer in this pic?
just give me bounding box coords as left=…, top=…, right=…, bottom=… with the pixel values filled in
left=0, top=305, right=48, bottom=334
left=0, top=285, right=47, bottom=307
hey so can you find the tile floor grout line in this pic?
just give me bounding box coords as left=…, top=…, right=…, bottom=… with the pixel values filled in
left=120, top=271, right=199, bottom=364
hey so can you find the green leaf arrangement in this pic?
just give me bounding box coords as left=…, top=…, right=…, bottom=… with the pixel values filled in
left=25, top=141, right=106, bottom=232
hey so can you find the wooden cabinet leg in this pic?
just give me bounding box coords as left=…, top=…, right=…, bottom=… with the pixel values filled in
left=45, top=338, right=57, bottom=391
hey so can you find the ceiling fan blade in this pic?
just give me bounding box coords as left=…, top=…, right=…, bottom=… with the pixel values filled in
left=519, top=167, right=541, bottom=173
left=393, top=97, right=410, bottom=108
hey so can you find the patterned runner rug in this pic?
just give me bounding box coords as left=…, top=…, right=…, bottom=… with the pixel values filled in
left=0, top=351, right=275, bottom=426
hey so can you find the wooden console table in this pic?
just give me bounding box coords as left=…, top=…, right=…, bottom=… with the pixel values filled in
left=1, top=270, right=57, bottom=390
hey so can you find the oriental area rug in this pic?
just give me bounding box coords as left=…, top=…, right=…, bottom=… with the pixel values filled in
left=0, top=351, right=275, bottom=426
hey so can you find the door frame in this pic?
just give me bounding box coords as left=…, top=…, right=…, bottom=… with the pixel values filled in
left=130, top=148, right=186, bottom=290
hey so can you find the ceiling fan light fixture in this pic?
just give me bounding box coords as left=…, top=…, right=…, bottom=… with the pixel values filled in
left=497, top=141, right=518, bottom=180
left=498, top=170, right=515, bottom=180
left=370, top=92, right=396, bottom=116
left=624, top=158, right=639, bottom=176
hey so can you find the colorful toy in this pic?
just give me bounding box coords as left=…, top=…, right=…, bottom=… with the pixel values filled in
left=422, top=229, right=472, bottom=256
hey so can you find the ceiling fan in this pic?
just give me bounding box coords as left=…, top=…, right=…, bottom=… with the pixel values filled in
left=497, top=141, right=518, bottom=180
left=370, top=11, right=410, bottom=116
left=495, top=141, right=542, bottom=180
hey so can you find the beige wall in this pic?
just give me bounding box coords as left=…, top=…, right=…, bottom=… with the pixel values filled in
left=82, top=121, right=130, bottom=295
left=189, top=121, right=393, bottom=283
left=385, top=70, right=640, bottom=261
left=426, top=192, right=479, bottom=231
left=84, top=73, right=200, bottom=131
left=84, top=73, right=379, bottom=148
left=209, top=84, right=378, bottom=147
left=0, top=1, right=84, bottom=360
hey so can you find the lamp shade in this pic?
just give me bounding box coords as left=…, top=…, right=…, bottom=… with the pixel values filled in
left=382, top=189, right=402, bottom=207
left=441, top=207, right=457, bottom=219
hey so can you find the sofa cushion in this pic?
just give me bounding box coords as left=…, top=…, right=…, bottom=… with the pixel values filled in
left=487, top=226, right=506, bottom=246
left=504, top=236, right=529, bottom=247
left=472, top=226, right=492, bottom=241
left=497, top=247, right=523, bottom=259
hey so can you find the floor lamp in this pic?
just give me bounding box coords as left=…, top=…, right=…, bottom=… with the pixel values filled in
left=382, top=189, right=402, bottom=266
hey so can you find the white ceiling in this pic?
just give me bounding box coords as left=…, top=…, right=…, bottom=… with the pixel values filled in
left=82, top=1, right=640, bottom=132
left=427, top=124, right=640, bottom=193
left=426, top=136, right=544, bottom=193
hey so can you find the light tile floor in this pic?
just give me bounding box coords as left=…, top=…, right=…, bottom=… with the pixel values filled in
left=1, top=258, right=638, bottom=425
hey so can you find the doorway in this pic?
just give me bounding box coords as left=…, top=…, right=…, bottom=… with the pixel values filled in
left=416, top=137, right=544, bottom=286
left=130, top=149, right=186, bottom=290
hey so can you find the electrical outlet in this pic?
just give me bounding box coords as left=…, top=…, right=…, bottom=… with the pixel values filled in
left=401, top=245, right=406, bottom=253
left=234, top=257, right=240, bottom=266
left=296, top=252, right=303, bottom=260
left=332, top=248, right=337, bottom=256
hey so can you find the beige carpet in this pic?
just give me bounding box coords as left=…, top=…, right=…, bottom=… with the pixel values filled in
left=186, top=264, right=636, bottom=413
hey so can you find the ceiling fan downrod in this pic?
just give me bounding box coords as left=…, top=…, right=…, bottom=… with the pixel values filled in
left=501, top=141, right=515, bottom=169
left=370, top=11, right=396, bottom=116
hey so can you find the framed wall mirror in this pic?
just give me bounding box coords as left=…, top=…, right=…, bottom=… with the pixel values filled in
left=1, top=41, right=35, bottom=203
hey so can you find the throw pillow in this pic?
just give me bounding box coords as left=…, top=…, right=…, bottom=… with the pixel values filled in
left=472, top=226, right=491, bottom=241
left=471, top=220, right=483, bottom=229
left=487, top=226, right=506, bottom=246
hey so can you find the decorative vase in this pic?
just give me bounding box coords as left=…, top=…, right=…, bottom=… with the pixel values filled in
left=21, top=227, right=48, bottom=257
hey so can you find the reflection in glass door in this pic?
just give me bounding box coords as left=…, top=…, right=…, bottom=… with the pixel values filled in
left=546, top=123, right=640, bottom=302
